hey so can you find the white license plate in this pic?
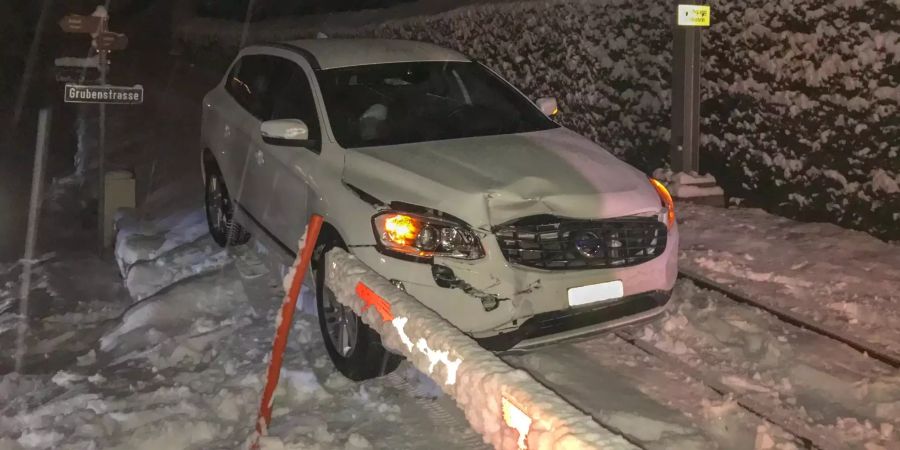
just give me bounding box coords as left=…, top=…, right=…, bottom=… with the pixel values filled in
left=568, top=280, right=624, bottom=307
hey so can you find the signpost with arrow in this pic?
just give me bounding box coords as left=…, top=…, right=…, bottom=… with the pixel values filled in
left=59, top=6, right=141, bottom=254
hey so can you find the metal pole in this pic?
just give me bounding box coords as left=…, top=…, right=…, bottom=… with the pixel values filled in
left=670, top=4, right=703, bottom=174
left=682, top=27, right=701, bottom=174
left=97, top=18, right=109, bottom=255
left=14, top=108, right=52, bottom=373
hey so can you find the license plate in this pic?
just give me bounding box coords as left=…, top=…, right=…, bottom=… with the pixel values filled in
left=568, top=280, right=624, bottom=307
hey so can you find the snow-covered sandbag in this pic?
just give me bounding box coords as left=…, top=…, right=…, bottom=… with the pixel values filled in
left=114, top=208, right=209, bottom=277
left=99, top=272, right=247, bottom=358
left=325, top=249, right=637, bottom=450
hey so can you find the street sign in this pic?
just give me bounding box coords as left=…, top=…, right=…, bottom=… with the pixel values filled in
left=95, top=32, right=128, bottom=51
left=59, top=14, right=103, bottom=34
left=55, top=67, right=102, bottom=84
left=677, top=4, right=711, bottom=27
left=64, top=84, right=143, bottom=105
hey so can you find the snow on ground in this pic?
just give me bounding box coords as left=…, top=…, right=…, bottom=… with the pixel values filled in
left=0, top=217, right=487, bottom=450
left=504, top=334, right=799, bottom=449
left=678, top=202, right=900, bottom=360
left=0, top=253, right=129, bottom=375
left=115, top=208, right=231, bottom=300
left=636, top=280, right=900, bottom=448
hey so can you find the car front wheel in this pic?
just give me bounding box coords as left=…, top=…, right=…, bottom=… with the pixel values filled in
left=315, top=238, right=401, bottom=381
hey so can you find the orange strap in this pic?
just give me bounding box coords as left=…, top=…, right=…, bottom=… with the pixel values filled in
left=355, top=281, right=394, bottom=322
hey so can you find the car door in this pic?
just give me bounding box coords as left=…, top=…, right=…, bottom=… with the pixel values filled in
left=247, top=54, right=323, bottom=249
left=217, top=54, right=275, bottom=211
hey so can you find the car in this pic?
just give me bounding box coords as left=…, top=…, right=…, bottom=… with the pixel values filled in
left=200, top=38, right=678, bottom=380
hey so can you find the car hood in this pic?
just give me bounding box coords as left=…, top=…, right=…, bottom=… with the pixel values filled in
left=342, top=127, right=662, bottom=231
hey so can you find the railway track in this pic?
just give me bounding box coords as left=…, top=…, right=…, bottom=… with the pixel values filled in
left=679, top=269, right=900, bottom=369
left=614, top=331, right=836, bottom=450
left=507, top=277, right=900, bottom=449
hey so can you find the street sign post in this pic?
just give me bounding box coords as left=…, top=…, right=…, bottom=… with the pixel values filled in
left=670, top=4, right=710, bottom=174
left=58, top=6, right=137, bottom=254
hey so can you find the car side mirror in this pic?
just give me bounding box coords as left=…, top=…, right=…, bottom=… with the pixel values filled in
left=536, top=97, right=559, bottom=117
left=260, top=119, right=317, bottom=148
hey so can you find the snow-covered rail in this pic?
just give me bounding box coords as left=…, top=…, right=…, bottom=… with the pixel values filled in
left=679, top=270, right=900, bottom=369
left=614, top=331, right=835, bottom=450
left=325, top=249, right=639, bottom=450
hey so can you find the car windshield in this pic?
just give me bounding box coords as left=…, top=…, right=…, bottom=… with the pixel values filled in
left=315, top=61, right=558, bottom=148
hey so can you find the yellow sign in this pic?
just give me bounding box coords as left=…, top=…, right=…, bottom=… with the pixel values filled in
left=677, top=4, right=711, bottom=27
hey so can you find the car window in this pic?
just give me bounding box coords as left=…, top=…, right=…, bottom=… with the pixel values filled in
left=315, top=61, right=558, bottom=148
left=268, top=58, right=321, bottom=145
left=225, top=54, right=275, bottom=119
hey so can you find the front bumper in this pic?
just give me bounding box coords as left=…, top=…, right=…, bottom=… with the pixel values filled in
left=351, top=223, right=679, bottom=348
left=478, top=289, right=671, bottom=351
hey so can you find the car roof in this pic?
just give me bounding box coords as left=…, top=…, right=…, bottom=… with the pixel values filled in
left=277, top=38, right=471, bottom=70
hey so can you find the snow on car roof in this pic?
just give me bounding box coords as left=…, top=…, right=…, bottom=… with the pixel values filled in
left=281, top=38, right=470, bottom=69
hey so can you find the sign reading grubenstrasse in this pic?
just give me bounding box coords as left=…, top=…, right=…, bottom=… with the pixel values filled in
left=64, top=84, right=143, bottom=104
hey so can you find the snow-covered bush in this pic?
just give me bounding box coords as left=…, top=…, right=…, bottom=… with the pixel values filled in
left=178, top=0, right=899, bottom=240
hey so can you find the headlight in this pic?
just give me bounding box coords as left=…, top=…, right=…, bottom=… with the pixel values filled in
left=649, top=178, right=675, bottom=229
left=372, top=211, right=484, bottom=261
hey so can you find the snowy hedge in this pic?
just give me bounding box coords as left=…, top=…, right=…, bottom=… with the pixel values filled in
left=178, top=0, right=900, bottom=240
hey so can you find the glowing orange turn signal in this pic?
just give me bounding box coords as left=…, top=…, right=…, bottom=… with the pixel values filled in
left=650, top=178, right=676, bottom=228
left=383, top=214, right=420, bottom=246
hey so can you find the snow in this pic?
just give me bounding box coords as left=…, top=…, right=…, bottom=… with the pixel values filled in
left=678, top=202, right=900, bottom=358
left=653, top=170, right=725, bottom=198
left=2, top=188, right=488, bottom=450
left=670, top=184, right=725, bottom=199
left=632, top=279, right=900, bottom=448
left=871, top=169, right=900, bottom=194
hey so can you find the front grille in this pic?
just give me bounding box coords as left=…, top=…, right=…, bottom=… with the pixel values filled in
left=495, top=215, right=667, bottom=270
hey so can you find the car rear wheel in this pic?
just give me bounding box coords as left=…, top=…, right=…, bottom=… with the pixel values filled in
left=204, top=163, right=249, bottom=247
left=315, top=238, right=401, bottom=381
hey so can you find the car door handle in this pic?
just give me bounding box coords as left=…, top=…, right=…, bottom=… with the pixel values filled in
left=255, top=150, right=265, bottom=165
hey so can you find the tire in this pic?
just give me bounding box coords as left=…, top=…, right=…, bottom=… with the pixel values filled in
left=204, top=163, right=250, bottom=247
left=315, top=237, right=402, bottom=381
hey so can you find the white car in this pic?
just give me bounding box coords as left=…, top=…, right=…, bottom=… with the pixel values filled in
left=201, top=39, right=678, bottom=380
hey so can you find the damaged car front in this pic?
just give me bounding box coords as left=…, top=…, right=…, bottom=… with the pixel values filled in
left=341, top=129, right=678, bottom=351
left=306, top=58, right=678, bottom=350
left=318, top=60, right=679, bottom=351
